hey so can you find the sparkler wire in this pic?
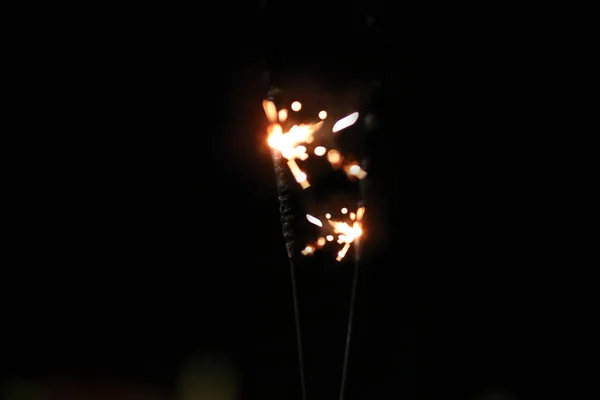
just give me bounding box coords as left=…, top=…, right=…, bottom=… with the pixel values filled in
left=272, top=150, right=307, bottom=400
left=288, top=256, right=307, bottom=400
left=339, top=166, right=368, bottom=400
left=339, top=237, right=360, bottom=400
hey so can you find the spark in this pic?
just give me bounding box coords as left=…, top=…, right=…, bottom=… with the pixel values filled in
left=326, top=235, right=334, bottom=241
left=262, top=100, right=278, bottom=123
left=332, top=112, right=359, bottom=133
left=346, top=163, right=368, bottom=180
left=268, top=123, right=323, bottom=160
left=291, top=101, right=302, bottom=111
left=356, top=206, right=365, bottom=221
left=287, top=159, right=310, bottom=189
left=301, top=245, right=314, bottom=256
left=314, top=146, right=326, bottom=156
left=318, top=110, right=328, bottom=120
left=341, top=207, right=348, bottom=214
left=265, top=99, right=325, bottom=189
left=328, top=216, right=364, bottom=261
left=327, top=149, right=342, bottom=168
left=317, top=237, right=326, bottom=247
left=278, top=109, right=288, bottom=122
left=325, top=213, right=331, bottom=219
left=295, top=145, right=309, bottom=160
left=306, top=214, right=323, bottom=227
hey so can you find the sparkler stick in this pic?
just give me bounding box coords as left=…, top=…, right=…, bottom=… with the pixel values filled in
left=339, top=169, right=367, bottom=400
left=266, top=94, right=307, bottom=400
left=339, top=100, right=378, bottom=400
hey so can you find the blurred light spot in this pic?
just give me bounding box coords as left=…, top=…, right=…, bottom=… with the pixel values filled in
left=314, top=146, right=326, bottom=156
left=332, top=112, right=359, bottom=132
left=327, top=149, right=341, bottom=166
left=278, top=109, right=288, bottom=122
left=306, top=214, right=323, bottom=227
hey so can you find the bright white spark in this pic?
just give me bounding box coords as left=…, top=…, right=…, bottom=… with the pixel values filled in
left=332, top=112, right=359, bottom=133
left=306, top=214, right=323, bottom=227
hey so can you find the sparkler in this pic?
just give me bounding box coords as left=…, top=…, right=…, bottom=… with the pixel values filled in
left=260, top=2, right=381, bottom=398
left=264, top=91, right=309, bottom=400
left=263, top=87, right=374, bottom=400
left=263, top=92, right=373, bottom=400
left=304, top=207, right=365, bottom=262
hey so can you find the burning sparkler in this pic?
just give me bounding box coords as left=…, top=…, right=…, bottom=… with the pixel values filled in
left=264, top=100, right=368, bottom=190
left=263, top=91, right=373, bottom=400
left=263, top=99, right=325, bottom=189
left=304, top=206, right=365, bottom=261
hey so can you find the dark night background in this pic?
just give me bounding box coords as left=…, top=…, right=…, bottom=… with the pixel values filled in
left=2, top=1, right=572, bottom=399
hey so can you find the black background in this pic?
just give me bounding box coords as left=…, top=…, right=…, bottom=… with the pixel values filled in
left=2, top=1, right=568, bottom=399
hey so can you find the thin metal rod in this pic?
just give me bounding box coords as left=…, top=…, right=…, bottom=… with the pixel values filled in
left=339, top=239, right=361, bottom=400
left=288, top=257, right=307, bottom=400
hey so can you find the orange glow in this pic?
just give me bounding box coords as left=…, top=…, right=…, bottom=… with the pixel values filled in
left=291, top=101, right=302, bottom=111
left=337, top=243, right=351, bottom=261
left=287, top=159, right=310, bottom=189
left=327, top=149, right=342, bottom=167
left=328, top=216, right=364, bottom=261
left=301, top=245, right=314, bottom=256
left=262, top=100, right=278, bottom=123
left=356, top=206, right=365, bottom=221
left=300, top=208, right=366, bottom=260
left=318, top=110, right=328, bottom=120
left=278, top=109, right=288, bottom=122
left=268, top=121, right=323, bottom=161
left=349, top=165, right=360, bottom=175
left=346, top=163, right=368, bottom=180
left=295, top=145, right=308, bottom=160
